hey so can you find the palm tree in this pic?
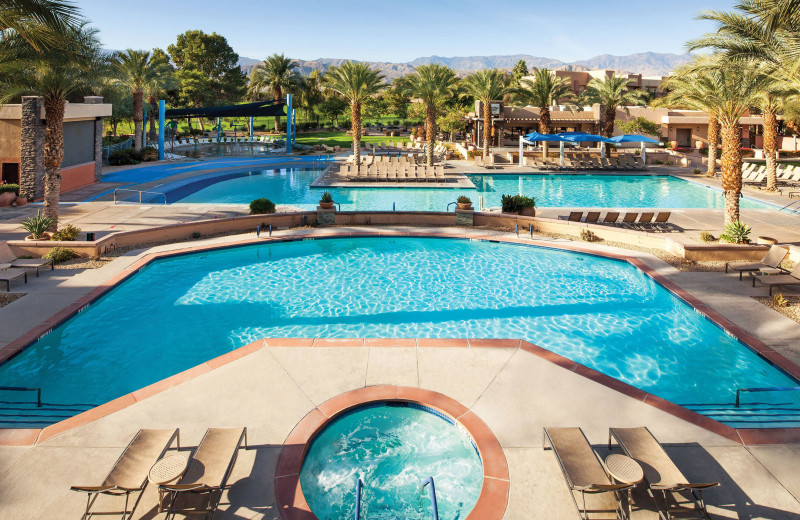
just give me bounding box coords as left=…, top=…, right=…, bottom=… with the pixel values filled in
left=404, top=64, right=458, bottom=165
left=0, top=25, right=106, bottom=228
left=146, top=48, right=175, bottom=144
left=755, top=73, right=798, bottom=190
left=248, top=53, right=302, bottom=131
left=583, top=74, right=648, bottom=137
left=114, top=49, right=173, bottom=150
left=0, top=0, right=81, bottom=51
left=298, top=69, right=324, bottom=124
left=513, top=68, right=573, bottom=159
left=463, top=69, right=511, bottom=160
left=323, top=61, right=384, bottom=166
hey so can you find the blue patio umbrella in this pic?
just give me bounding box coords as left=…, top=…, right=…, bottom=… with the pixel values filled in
left=557, top=132, right=614, bottom=161
left=609, top=134, right=662, bottom=165
left=521, top=132, right=569, bottom=166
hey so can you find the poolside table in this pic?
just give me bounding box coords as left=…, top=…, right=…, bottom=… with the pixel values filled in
left=148, top=454, right=188, bottom=485
left=605, top=453, right=644, bottom=516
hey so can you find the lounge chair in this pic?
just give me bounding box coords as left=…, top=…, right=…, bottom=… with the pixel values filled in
left=635, top=213, right=654, bottom=229
left=72, top=428, right=180, bottom=520
left=585, top=211, right=601, bottom=223
left=559, top=211, right=583, bottom=222
left=725, top=245, right=788, bottom=281
left=609, top=427, right=719, bottom=520
left=544, top=427, right=632, bottom=520
left=159, top=427, right=248, bottom=519
left=0, top=242, right=53, bottom=275
left=0, top=266, right=27, bottom=291
left=652, top=212, right=672, bottom=232
left=620, top=213, right=638, bottom=228
left=751, top=263, right=800, bottom=295
left=602, top=212, right=620, bottom=225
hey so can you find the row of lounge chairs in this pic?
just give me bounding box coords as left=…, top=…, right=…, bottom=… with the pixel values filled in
left=73, top=427, right=247, bottom=520
left=740, top=163, right=800, bottom=191
left=559, top=211, right=673, bottom=231
left=170, top=135, right=280, bottom=147
left=523, top=154, right=646, bottom=171
left=545, top=426, right=718, bottom=520
left=348, top=154, right=424, bottom=166
left=0, top=242, right=53, bottom=291
left=341, top=163, right=446, bottom=182
left=726, top=244, right=800, bottom=295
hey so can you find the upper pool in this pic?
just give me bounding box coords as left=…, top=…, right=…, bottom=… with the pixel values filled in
left=164, top=168, right=775, bottom=210
left=0, top=237, right=796, bottom=429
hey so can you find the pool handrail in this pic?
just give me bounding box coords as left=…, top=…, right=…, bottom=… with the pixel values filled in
left=735, top=386, right=800, bottom=407
left=113, top=188, right=167, bottom=205
left=422, top=476, right=440, bottom=520
left=0, top=385, right=41, bottom=407
left=354, top=478, right=363, bottom=520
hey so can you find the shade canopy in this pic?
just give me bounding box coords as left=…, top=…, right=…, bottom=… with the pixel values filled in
left=608, top=134, right=661, bottom=144
left=523, top=132, right=568, bottom=142
left=557, top=132, right=614, bottom=144
left=164, top=100, right=285, bottom=119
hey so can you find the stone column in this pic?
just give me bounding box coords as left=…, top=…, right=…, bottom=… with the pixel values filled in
left=84, top=96, right=104, bottom=181
left=317, top=206, right=336, bottom=226
left=19, top=96, right=45, bottom=200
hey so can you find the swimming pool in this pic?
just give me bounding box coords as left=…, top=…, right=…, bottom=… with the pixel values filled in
left=299, top=402, right=483, bottom=520
left=166, top=168, right=775, bottom=210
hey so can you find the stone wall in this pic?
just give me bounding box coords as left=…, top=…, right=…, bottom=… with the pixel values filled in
left=19, top=96, right=44, bottom=200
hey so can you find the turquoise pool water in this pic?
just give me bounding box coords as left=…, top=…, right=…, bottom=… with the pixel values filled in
left=168, top=168, right=775, bottom=210
left=0, top=237, right=796, bottom=428
left=300, top=402, right=483, bottom=520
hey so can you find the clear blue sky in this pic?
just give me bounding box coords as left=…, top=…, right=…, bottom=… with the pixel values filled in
left=77, top=0, right=735, bottom=62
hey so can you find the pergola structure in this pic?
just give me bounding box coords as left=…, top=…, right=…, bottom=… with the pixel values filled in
left=157, top=96, right=293, bottom=159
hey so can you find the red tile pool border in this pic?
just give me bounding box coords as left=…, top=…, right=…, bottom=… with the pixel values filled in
left=1, top=230, right=799, bottom=446
left=273, top=385, right=509, bottom=520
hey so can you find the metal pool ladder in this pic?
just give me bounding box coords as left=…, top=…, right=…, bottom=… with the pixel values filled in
left=736, top=386, right=800, bottom=406
left=422, top=476, right=440, bottom=520
left=113, top=188, right=167, bottom=205
left=354, top=478, right=363, bottom=520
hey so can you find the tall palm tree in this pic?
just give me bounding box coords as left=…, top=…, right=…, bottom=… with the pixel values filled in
left=0, top=25, right=106, bottom=228
left=146, top=48, right=175, bottom=144
left=583, top=74, right=648, bottom=137
left=248, top=53, right=302, bottom=131
left=0, top=0, right=81, bottom=51
left=666, top=58, right=771, bottom=225
left=323, top=61, right=384, bottom=166
left=404, top=64, right=458, bottom=165
left=298, top=69, right=324, bottom=124
left=755, top=73, right=798, bottom=190
left=513, top=68, right=573, bottom=159
left=114, top=49, right=174, bottom=150
left=463, top=69, right=511, bottom=160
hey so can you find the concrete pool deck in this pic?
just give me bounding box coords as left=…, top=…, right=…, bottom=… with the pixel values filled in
left=2, top=227, right=800, bottom=518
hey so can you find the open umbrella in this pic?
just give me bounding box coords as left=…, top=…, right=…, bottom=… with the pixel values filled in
left=608, top=134, right=662, bottom=165
left=520, top=132, right=569, bottom=165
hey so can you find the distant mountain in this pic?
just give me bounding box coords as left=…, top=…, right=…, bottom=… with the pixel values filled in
left=236, top=52, right=694, bottom=80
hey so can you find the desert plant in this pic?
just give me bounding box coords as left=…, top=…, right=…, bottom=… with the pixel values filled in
left=719, top=221, right=751, bottom=244
left=774, top=293, right=789, bottom=308
left=501, top=194, right=536, bottom=213
left=43, top=246, right=77, bottom=263
left=51, top=224, right=81, bottom=241
left=457, top=195, right=472, bottom=204
left=0, top=183, right=20, bottom=195
left=320, top=191, right=334, bottom=203
left=20, top=210, right=55, bottom=239
left=699, top=230, right=716, bottom=243
left=191, top=231, right=202, bottom=239
left=249, top=198, right=276, bottom=214
left=580, top=229, right=601, bottom=242
left=693, top=168, right=702, bottom=175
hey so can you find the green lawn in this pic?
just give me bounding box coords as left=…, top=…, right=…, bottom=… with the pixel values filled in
left=295, top=131, right=410, bottom=148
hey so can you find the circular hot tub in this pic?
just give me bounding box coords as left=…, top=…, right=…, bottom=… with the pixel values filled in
left=299, top=401, right=483, bottom=519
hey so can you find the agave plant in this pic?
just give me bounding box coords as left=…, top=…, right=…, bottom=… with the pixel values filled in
left=719, top=221, right=752, bottom=244
left=320, top=191, right=333, bottom=203
left=20, top=209, right=55, bottom=238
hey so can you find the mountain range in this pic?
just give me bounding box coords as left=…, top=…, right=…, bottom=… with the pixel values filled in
left=237, top=52, right=693, bottom=80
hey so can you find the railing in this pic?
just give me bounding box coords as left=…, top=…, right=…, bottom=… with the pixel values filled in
left=736, top=386, right=800, bottom=407
left=0, top=386, right=41, bottom=407
left=354, top=478, right=363, bottom=520
left=422, top=477, right=440, bottom=520
left=113, top=188, right=167, bottom=205
left=102, top=137, right=134, bottom=165
left=779, top=200, right=800, bottom=214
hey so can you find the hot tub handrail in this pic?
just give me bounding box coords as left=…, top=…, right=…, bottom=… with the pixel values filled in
left=735, top=386, right=800, bottom=407
left=422, top=477, right=440, bottom=520
left=354, top=478, right=363, bottom=520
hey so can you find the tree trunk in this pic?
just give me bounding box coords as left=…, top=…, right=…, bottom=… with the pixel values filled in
left=196, top=118, right=204, bottom=131
left=763, top=108, right=778, bottom=191
left=351, top=100, right=361, bottom=167
left=133, top=90, right=143, bottom=150
left=483, top=100, right=491, bottom=160
left=603, top=106, right=615, bottom=138
left=274, top=86, right=282, bottom=131
left=43, top=96, right=65, bottom=230
left=720, top=122, right=743, bottom=226
left=147, top=96, right=158, bottom=143
left=539, top=107, right=551, bottom=160
left=706, top=116, right=719, bottom=177
left=425, top=103, right=436, bottom=166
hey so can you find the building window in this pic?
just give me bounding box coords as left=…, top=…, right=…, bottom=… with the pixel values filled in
left=1, top=162, right=20, bottom=185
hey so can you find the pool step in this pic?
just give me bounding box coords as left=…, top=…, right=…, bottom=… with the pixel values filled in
left=0, top=401, right=96, bottom=429
left=686, top=402, right=800, bottom=429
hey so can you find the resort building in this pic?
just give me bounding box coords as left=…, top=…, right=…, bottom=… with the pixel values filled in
left=0, top=96, right=110, bottom=199
left=546, top=69, right=665, bottom=96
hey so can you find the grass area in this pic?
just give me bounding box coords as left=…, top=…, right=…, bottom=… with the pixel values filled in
left=295, top=131, right=410, bottom=148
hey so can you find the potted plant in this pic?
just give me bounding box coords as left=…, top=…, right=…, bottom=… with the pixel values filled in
left=501, top=194, right=536, bottom=216
left=20, top=210, right=55, bottom=240
left=456, top=195, right=473, bottom=210
left=319, top=191, right=335, bottom=209
left=0, top=182, right=18, bottom=207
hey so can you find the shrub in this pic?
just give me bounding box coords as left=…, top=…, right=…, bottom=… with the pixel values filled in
left=141, top=147, right=159, bottom=162
left=664, top=160, right=674, bottom=166
left=249, top=198, right=276, bottom=214
left=693, top=168, right=702, bottom=175
left=43, top=246, right=78, bottom=264
left=580, top=229, right=600, bottom=242
left=20, top=210, right=54, bottom=239
left=699, top=230, right=715, bottom=243
left=501, top=194, right=536, bottom=213
left=774, top=293, right=789, bottom=307
left=51, top=224, right=81, bottom=241
left=108, top=148, right=143, bottom=165
left=320, top=191, right=333, bottom=203
left=191, top=231, right=202, bottom=239
left=457, top=195, right=472, bottom=204
left=0, top=182, right=19, bottom=195
left=719, top=221, right=751, bottom=244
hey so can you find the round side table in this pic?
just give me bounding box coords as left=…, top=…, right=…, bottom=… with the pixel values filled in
left=605, top=454, right=643, bottom=516
left=148, top=454, right=188, bottom=485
